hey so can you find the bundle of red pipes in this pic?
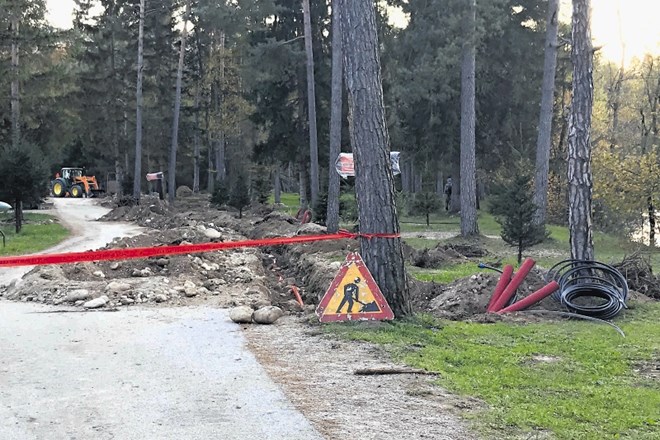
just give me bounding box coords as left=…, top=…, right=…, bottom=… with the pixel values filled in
left=486, top=258, right=560, bottom=314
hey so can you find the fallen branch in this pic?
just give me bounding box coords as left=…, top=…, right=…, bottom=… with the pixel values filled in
left=354, top=367, right=438, bottom=376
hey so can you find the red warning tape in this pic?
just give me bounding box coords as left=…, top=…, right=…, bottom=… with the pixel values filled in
left=0, top=231, right=401, bottom=268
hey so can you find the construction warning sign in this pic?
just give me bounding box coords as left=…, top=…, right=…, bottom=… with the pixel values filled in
left=316, top=253, right=394, bottom=323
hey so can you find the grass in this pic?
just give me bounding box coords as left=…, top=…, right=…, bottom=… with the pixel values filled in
left=0, top=213, right=69, bottom=255
left=330, top=304, right=660, bottom=440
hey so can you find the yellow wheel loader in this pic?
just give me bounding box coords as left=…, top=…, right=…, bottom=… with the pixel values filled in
left=51, top=168, right=104, bottom=198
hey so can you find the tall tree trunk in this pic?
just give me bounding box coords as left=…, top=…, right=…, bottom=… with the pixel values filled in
left=533, top=0, right=560, bottom=225
left=10, top=18, right=20, bottom=150
left=134, top=0, right=145, bottom=200
left=110, top=10, right=123, bottom=198
left=567, top=0, right=594, bottom=261
left=326, top=0, right=343, bottom=233
left=303, top=0, right=320, bottom=209
left=274, top=164, right=282, bottom=204
left=299, top=168, right=308, bottom=209
left=193, top=87, right=201, bottom=193
left=649, top=196, right=655, bottom=247
left=342, top=0, right=411, bottom=317
left=168, top=0, right=191, bottom=204
left=14, top=197, right=22, bottom=234
left=214, top=32, right=227, bottom=183
left=460, top=0, right=479, bottom=237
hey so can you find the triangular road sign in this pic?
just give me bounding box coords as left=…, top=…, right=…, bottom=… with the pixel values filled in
left=316, top=252, right=394, bottom=323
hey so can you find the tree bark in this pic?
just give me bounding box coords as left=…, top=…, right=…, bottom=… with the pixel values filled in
left=193, top=86, right=201, bottom=193
left=168, top=0, right=191, bottom=204
left=533, top=0, right=560, bottom=225
left=649, top=196, right=655, bottom=247
left=342, top=0, right=411, bottom=317
left=567, top=0, right=595, bottom=261
left=326, top=0, right=343, bottom=233
left=10, top=17, right=20, bottom=150
left=133, top=0, right=145, bottom=200
left=460, top=0, right=479, bottom=237
left=303, top=0, right=320, bottom=209
left=274, top=164, right=281, bottom=204
left=214, top=32, right=227, bottom=183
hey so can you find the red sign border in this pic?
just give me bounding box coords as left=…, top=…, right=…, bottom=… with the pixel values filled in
left=316, top=252, right=395, bottom=322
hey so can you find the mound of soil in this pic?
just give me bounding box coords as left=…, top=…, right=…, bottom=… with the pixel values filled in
left=408, top=243, right=489, bottom=269
left=410, top=268, right=559, bottom=320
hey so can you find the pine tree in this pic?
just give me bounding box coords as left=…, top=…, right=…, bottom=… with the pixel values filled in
left=412, top=192, right=441, bottom=226
left=490, top=170, right=549, bottom=263
left=229, top=173, right=250, bottom=218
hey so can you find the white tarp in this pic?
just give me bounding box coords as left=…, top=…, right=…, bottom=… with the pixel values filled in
left=335, top=152, right=401, bottom=178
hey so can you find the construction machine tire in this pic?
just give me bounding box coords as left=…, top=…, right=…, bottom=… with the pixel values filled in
left=51, top=179, right=67, bottom=198
left=70, top=185, right=84, bottom=198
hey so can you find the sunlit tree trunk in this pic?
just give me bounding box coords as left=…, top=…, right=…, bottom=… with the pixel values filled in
left=567, top=0, right=594, bottom=261
left=460, top=0, right=479, bottom=237
left=168, top=0, right=191, bottom=204
left=343, top=0, right=411, bottom=317
left=533, top=0, right=560, bottom=225
left=326, top=0, right=343, bottom=232
left=303, top=0, right=320, bottom=208
left=10, top=17, right=20, bottom=150
left=133, top=0, right=145, bottom=200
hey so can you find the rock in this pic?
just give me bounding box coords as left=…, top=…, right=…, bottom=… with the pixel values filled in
left=131, top=268, right=152, bottom=278
left=297, top=223, right=326, bottom=236
left=83, top=296, right=109, bottom=309
left=64, top=289, right=92, bottom=303
left=154, top=294, right=168, bottom=303
left=120, top=296, right=135, bottom=305
left=246, top=284, right=271, bottom=297
left=204, top=228, right=222, bottom=239
left=286, top=299, right=304, bottom=312
left=106, top=281, right=131, bottom=293
left=184, top=280, right=197, bottom=297
left=230, top=306, right=254, bottom=324
left=110, top=262, right=121, bottom=270
left=156, top=258, right=169, bottom=267
left=93, top=270, right=106, bottom=279
left=252, top=306, right=284, bottom=325
left=201, top=262, right=220, bottom=271
left=176, top=185, right=193, bottom=198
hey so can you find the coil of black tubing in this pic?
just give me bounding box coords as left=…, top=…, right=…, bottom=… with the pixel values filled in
left=545, top=259, right=628, bottom=320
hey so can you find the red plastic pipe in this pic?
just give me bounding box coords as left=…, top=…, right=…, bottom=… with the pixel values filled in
left=490, top=258, right=536, bottom=312
left=497, top=281, right=560, bottom=314
left=486, top=264, right=514, bottom=312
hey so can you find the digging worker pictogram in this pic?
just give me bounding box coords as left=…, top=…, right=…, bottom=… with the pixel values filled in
left=336, top=277, right=361, bottom=314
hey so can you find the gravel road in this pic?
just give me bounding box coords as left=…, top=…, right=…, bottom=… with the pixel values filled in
left=0, top=198, right=322, bottom=440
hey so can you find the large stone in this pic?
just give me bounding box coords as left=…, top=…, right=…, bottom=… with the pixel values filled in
left=64, top=289, right=92, bottom=303
left=83, top=295, right=109, bottom=309
left=297, top=223, right=326, bottom=236
left=252, top=306, right=284, bottom=325
left=93, top=270, right=106, bottom=279
left=204, top=228, right=222, bottom=239
left=229, top=306, right=254, bottom=324
left=176, top=185, right=194, bottom=198
left=184, top=280, right=197, bottom=297
left=106, top=281, right=131, bottom=293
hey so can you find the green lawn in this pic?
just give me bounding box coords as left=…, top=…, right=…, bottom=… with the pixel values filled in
left=0, top=213, right=69, bottom=255
left=330, top=304, right=660, bottom=440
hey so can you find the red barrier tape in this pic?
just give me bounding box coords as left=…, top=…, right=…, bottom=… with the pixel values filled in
left=0, top=231, right=401, bottom=268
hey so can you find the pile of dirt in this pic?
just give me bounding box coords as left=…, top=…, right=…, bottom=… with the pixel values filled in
left=407, top=242, right=489, bottom=269
left=410, top=268, right=558, bottom=320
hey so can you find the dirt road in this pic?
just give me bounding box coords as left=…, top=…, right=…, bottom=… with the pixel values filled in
left=0, top=198, right=143, bottom=287
left=0, top=198, right=321, bottom=440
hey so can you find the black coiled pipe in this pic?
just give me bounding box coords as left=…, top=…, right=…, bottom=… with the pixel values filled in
left=545, top=260, right=628, bottom=320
